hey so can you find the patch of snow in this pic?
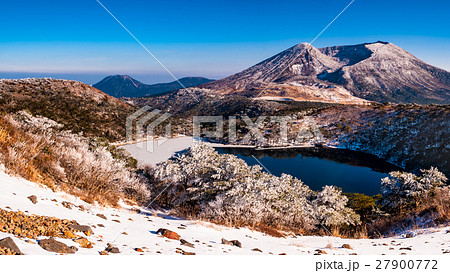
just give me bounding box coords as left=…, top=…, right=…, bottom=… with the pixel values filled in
left=121, top=136, right=194, bottom=167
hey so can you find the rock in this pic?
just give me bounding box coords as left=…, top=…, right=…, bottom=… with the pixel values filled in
left=316, top=249, right=327, bottom=254
left=134, top=248, right=144, bottom=252
left=279, top=253, right=287, bottom=255
left=38, top=238, right=77, bottom=254
left=399, top=247, right=412, bottom=251
left=221, top=238, right=242, bottom=248
left=0, top=237, right=23, bottom=255
left=96, top=214, right=107, bottom=220
left=342, top=244, right=353, bottom=249
left=27, top=195, right=37, bottom=204
left=64, top=230, right=77, bottom=239
left=405, top=233, right=414, bottom=238
left=221, top=238, right=233, bottom=246
left=73, top=237, right=93, bottom=248
left=61, top=201, right=73, bottom=209
left=230, top=240, right=242, bottom=248
left=0, top=247, right=19, bottom=255
left=112, top=220, right=121, bottom=223
left=122, top=232, right=128, bottom=235
left=182, top=251, right=196, bottom=255
left=180, top=239, right=194, bottom=248
left=105, top=244, right=120, bottom=254
left=97, top=224, right=105, bottom=228
left=156, top=229, right=180, bottom=240
left=68, top=224, right=94, bottom=236
left=252, top=248, right=263, bottom=252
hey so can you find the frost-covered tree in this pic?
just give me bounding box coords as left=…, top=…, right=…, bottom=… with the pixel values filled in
left=310, top=186, right=360, bottom=226
left=381, top=167, right=448, bottom=210
left=153, top=144, right=360, bottom=231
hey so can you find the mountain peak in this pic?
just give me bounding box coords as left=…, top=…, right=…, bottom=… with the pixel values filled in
left=294, top=42, right=313, bottom=48
left=106, top=75, right=137, bottom=81
left=202, top=41, right=450, bottom=104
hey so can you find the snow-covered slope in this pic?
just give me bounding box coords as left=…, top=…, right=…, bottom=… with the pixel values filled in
left=0, top=167, right=448, bottom=255
left=202, top=41, right=450, bottom=104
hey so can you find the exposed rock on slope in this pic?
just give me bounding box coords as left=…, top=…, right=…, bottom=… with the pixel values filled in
left=202, top=42, right=450, bottom=104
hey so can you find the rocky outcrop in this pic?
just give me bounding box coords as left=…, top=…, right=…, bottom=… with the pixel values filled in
left=0, top=237, right=23, bottom=255
left=221, top=238, right=242, bottom=248
left=68, top=224, right=94, bottom=236
left=0, top=208, right=95, bottom=240
left=156, top=228, right=181, bottom=240
left=38, top=238, right=77, bottom=254
left=27, top=195, right=37, bottom=204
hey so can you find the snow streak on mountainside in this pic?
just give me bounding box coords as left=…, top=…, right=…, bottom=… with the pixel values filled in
left=202, top=42, right=450, bottom=104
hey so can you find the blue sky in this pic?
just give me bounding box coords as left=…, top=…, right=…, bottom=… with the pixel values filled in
left=0, top=0, right=449, bottom=84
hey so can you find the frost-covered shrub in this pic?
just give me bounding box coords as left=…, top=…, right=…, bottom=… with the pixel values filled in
left=152, top=144, right=360, bottom=232
left=311, top=186, right=361, bottom=226
left=381, top=167, right=448, bottom=211
left=0, top=111, right=150, bottom=205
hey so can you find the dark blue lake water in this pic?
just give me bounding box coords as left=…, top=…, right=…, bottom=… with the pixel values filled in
left=215, top=147, right=401, bottom=195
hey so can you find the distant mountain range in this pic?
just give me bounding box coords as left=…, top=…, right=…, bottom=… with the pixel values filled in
left=93, top=75, right=214, bottom=98
left=201, top=41, right=450, bottom=104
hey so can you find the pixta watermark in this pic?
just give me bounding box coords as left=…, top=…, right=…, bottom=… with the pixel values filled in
left=127, top=107, right=324, bottom=152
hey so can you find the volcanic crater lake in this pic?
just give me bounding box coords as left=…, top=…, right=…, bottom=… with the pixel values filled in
left=215, top=147, right=401, bottom=196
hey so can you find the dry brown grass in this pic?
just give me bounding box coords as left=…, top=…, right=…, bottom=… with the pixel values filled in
left=368, top=187, right=450, bottom=237
left=0, top=114, right=56, bottom=189
left=252, top=223, right=286, bottom=238
left=323, top=225, right=369, bottom=239
left=0, top=113, right=149, bottom=207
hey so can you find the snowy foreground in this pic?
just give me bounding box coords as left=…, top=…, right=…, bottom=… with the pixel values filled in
left=1, top=168, right=449, bottom=255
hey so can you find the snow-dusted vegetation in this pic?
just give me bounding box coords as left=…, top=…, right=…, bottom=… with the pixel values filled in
left=152, top=144, right=360, bottom=233
left=0, top=111, right=150, bottom=206
left=381, top=167, right=448, bottom=211
left=0, top=110, right=448, bottom=240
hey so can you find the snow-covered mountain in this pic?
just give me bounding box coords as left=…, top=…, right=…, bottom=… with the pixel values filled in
left=93, top=75, right=213, bottom=98
left=202, top=42, right=450, bottom=104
